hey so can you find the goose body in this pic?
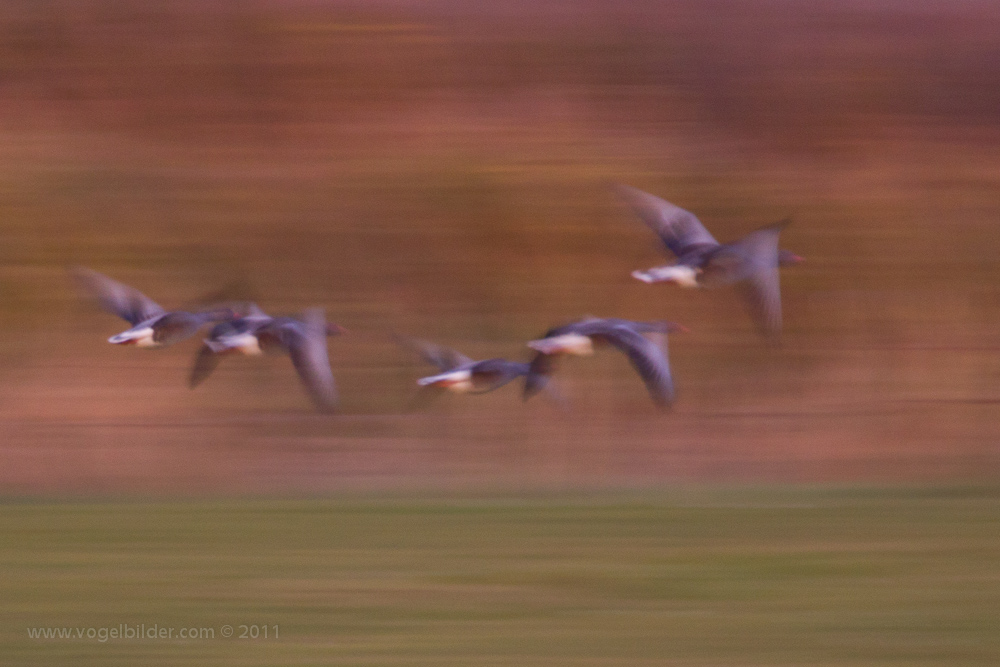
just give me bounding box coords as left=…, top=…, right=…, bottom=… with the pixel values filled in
left=108, top=325, right=157, bottom=347
left=525, top=317, right=685, bottom=409
left=72, top=267, right=234, bottom=348
left=523, top=332, right=594, bottom=356
left=190, top=305, right=344, bottom=413
left=416, top=368, right=475, bottom=392
left=397, top=336, right=542, bottom=397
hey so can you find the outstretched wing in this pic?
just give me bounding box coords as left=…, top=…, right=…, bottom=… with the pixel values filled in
left=394, top=334, right=474, bottom=372
left=189, top=343, right=222, bottom=388
left=523, top=352, right=557, bottom=401
left=604, top=325, right=675, bottom=409
left=723, top=221, right=786, bottom=339
left=71, top=266, right=166, bottom=326
left=737, top=269, right=782, bottom=341
left=271, top=309, right=338, bottom=412
left=615, top=184, right=719, bottom=260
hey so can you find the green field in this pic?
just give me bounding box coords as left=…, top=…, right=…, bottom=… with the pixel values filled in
left=3, top=487, right=999, bottom=665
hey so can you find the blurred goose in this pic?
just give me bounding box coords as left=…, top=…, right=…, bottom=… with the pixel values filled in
left=72, top=266, right=234, bottom=348
left=397, top=335, right=539, bottom=395
left=615, top=184, right=802, bottom=339
left=189, top=304, right=345, bottom=413
left=525, top=317, right=685, bottom=409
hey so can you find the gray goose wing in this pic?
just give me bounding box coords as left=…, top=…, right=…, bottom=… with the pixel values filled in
left=189, top=343, right=221, bottom=388
left=716, top=221, right=786, bottom=339
left=266, top=309, right=338, bottom=412
left=523, top=353, right=555, bottom=401
left=603, top=324, right=675, bottom=409
left=737, top=269, right=782, bottom=340
left=395, top=335, right=474, bottom=372
left=615, top=185, right=719, bottom=260
left=71, top=266, right=166, bottom=326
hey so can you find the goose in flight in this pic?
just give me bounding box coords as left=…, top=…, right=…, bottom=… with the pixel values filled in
left=72, top=266, right=235, bottom=348
left=615, top=184, right=802, bottom=340
left=524, top=317, right=685, bottom=409
left=397, top=335, right=541, bottom=396
left=189, top=304, right=344, bottom=413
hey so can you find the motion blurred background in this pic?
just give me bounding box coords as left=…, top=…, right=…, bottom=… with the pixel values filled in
left=1, top=0, right=997, bottom=492
left=2, top=1, right=1000, bottom=665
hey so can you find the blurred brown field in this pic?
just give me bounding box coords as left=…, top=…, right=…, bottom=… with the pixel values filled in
left=0, top=0, right=999, bottom=493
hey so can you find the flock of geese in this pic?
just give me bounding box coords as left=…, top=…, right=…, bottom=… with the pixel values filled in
left=72, top=185, right=802, bottom=413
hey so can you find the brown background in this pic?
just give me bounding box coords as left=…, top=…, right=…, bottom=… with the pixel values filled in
left=1, top=0, right=998, bottom=493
